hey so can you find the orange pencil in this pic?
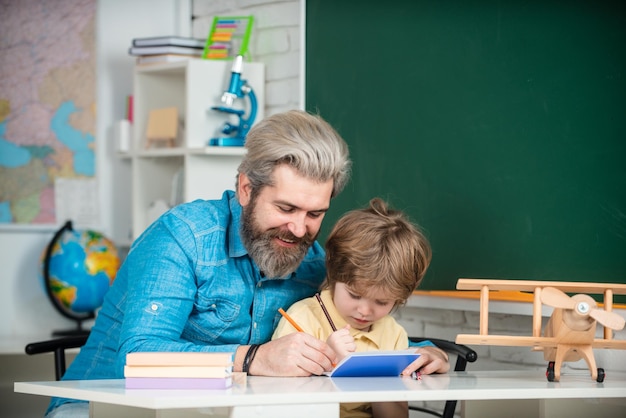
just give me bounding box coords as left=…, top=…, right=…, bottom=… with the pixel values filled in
left=278, top=308, right=304, bottom=332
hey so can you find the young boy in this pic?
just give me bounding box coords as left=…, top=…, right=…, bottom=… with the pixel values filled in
left=272, top=198, right=449, bottom=418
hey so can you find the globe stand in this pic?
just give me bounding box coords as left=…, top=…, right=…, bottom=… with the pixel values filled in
left=43, top=220, right=96, bottom=337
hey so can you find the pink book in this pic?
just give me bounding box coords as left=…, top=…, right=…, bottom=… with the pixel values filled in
left=125, top=376, right=233, bottom=390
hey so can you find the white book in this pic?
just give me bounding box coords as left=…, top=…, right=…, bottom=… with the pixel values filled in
left=124, top=365, right=233, bottom=378
left=132, top=36, right=206, bottom=49
left=128, top=45, right=204, bottom=57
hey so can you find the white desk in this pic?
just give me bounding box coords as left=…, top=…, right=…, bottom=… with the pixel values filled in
left=15, top=370, right=626, bottom=418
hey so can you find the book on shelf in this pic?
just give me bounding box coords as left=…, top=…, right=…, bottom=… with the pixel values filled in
left=128, top=45, right=204, bottom=57
left=324, top=350, right=421, bottom=378
left=124, top=365, right=233, bottom=378
left=132, top=36, right=206, bottom=49
left=135, top=54, right=199, bottom=65
left=126, top=351, right=235, bottom=367
left=125, top=376, right=233, bottom=390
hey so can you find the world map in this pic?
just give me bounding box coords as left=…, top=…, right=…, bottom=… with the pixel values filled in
left=0, top=0, right=96, bottom=224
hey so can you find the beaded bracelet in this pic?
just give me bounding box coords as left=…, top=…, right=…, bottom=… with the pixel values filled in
left=242, top=343, right=260, bottom=374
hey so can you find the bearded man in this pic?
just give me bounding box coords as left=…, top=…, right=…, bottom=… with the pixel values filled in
left=45, top=110, right=352, bottom=417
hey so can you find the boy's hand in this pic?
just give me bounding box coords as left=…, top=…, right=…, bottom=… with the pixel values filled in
left=326, top=324, right=356, bottom=361
left=400, top=345, right=450, bottom=377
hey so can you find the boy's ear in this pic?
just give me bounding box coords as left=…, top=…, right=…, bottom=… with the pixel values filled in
left=238, top=173, right=252, bottom=206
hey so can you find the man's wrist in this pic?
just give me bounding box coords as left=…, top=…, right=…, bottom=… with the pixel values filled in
left=234, top=345, right=250, bottom=372
left=242, top=343, right=260, bottom=374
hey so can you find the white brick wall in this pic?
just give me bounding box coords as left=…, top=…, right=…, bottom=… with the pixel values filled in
left=192, top=0, right=302, bottom=115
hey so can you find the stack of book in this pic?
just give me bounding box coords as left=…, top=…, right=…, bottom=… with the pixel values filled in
left=128, top=36, right=206, bottom=65
left=124, top=351, right=234, bottom=389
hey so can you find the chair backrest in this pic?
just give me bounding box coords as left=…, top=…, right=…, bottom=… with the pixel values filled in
left=25, top=334, right=89, bottom=381
left=408, top=337, right=478, bottom=418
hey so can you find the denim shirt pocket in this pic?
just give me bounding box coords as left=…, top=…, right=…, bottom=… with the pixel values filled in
left=186, top=295, right=241, bottom=343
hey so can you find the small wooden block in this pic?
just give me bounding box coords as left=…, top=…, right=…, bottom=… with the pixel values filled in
left=145, top=107, right=178, bottom=148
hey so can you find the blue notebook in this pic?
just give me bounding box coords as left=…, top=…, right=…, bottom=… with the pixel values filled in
left=324, top=350, right=420, bottom=377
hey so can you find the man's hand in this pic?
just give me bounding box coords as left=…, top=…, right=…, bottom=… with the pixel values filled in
left=326, top=324, right=356, bottom=362
left=247, top=333, right=336, bottom=376
left=400, top=345, right=450, bottom=377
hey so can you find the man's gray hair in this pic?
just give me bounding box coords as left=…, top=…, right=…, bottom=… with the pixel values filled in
left=237, top=110, right=351, bottom=198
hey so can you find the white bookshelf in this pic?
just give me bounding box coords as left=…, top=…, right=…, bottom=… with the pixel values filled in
left=130, top=59, right=264, bottom=238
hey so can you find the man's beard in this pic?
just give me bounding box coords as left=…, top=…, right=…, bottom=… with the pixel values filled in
left=241, top=198, right=316, bottom=279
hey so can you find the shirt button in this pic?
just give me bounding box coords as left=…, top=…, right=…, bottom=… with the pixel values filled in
left=257, top=282, right=262, bottom=288
left=151, top=304, right=158, bottom=311
left=253, top=322, right=257, bottom=329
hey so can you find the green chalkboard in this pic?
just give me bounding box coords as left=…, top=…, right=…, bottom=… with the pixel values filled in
left=306, top=0, right=626, bottom=299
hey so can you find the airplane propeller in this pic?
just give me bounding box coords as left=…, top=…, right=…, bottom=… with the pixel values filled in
left=541, top=287, right=626, bottom=331
left=541, top=287, right=576, bottom=310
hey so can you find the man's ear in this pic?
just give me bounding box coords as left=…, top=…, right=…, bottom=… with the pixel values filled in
left=237, top=173, right=252, bottom=206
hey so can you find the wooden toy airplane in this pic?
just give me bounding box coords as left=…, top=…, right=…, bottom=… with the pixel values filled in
left=454, top=278, right=626, bottom=382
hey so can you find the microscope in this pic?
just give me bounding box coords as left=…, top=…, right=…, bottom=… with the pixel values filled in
left=209, top=55, right=258, bottom=146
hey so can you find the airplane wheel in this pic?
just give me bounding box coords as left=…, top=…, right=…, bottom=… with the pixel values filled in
left=597, top=368, right=605, bottom=383
left=546, top=361, right=555, bottom=382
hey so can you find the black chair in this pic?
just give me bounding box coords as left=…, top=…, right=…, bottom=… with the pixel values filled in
left=25, top=334, right=89, bottom=381
left=408, top=337, right=478, bottom=418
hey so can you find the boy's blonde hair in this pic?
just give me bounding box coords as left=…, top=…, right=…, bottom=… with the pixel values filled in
left=324, top=198, right=432, bottom=305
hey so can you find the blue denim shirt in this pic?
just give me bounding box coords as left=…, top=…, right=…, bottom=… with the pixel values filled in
left=47, top=190, right=326, bottom=413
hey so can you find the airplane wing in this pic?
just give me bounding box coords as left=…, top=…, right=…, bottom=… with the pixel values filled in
left=456, top=334, right=626, bottom=350
left=456, top=334, right=557, bottom=347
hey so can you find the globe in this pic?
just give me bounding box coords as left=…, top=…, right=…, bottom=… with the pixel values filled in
left=41, top=220, right=120, bottom=335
